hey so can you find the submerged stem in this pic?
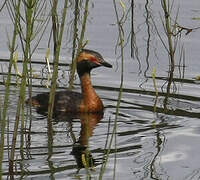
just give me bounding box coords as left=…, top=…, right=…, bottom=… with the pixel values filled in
left=9, top=0, right=35, bottom=174
left=162, top=0, right=175, bottom=112
left=99, top=0, right=125, bottom=179
left=0, top=0, right=22, bottom=177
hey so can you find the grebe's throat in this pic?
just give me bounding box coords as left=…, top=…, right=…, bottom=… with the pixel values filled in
left=80, top=72, right=103, bottom=112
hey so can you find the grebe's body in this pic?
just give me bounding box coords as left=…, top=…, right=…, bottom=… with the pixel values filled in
left=29, top=49, right=112, bottom=113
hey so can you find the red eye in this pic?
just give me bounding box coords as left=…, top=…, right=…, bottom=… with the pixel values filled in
left=90, top=56, right=101, bottom=65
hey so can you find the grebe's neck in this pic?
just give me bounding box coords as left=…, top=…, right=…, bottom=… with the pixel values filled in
left=80, top=73, right=97, bottom=99
left=79, top=72, right=103, bottom=112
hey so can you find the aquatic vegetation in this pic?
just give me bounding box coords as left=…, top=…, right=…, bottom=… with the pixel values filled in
left=0, top=0, right=200, bottom=179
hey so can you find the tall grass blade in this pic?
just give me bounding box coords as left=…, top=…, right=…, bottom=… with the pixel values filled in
left=0, top=0, right=22, bottom=177
left=47, top=0, right=69, bottom=120
left=68, top=0, right=90, bottom=89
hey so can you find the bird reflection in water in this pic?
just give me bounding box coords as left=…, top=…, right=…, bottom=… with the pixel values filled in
left=36, top=110, right=104, bottom=171
left=71, top=112, right=103, bottom=171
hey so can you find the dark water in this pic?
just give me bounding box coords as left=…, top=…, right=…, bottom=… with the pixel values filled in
left=1, top=0, right=200, bottom=179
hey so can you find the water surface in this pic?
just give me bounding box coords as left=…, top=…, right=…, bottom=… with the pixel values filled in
left=1, top=0, right=200, bottom=179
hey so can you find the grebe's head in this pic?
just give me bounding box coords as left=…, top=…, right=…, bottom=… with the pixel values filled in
left=77, top=49, right=112, bottom=76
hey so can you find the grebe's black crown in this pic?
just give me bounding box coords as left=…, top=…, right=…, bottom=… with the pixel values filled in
left=77, top=49, right=112, bottom=77
left=81, top=49, right=104, bottom=61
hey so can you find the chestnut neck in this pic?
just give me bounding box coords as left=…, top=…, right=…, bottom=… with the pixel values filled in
left=79, top=72, right=103, bottom=112
left=79, top=72, right=98, bottom=100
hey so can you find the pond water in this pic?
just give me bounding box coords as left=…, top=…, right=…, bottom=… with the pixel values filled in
left=1, top=0, right=200, bottom=180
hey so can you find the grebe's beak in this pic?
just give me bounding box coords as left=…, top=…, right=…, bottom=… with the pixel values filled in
left=100, top=59, right=112, bottom=68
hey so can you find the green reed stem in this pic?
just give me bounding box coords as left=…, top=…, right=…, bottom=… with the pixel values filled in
left=68, top=0, right=90, bottom=90
left=99, top=0, right=125, bottom=179
left=162, top=0, right=175, bottom=66
left=9, top=0, right=36, bottom=174
left=152, top=68, right=159, bottom=112
left=47, top=0, right=69, bottom=119
left=161, top=0, right=175, bottom=111
left=0, top=1, right=22, bottom=178
left=46, top=1, right=68, bottom=160
left=71, top=0, right=79, bottom=63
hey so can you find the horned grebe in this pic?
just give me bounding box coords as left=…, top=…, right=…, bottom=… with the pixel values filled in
left=27, top=49, right=112, bottom=113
